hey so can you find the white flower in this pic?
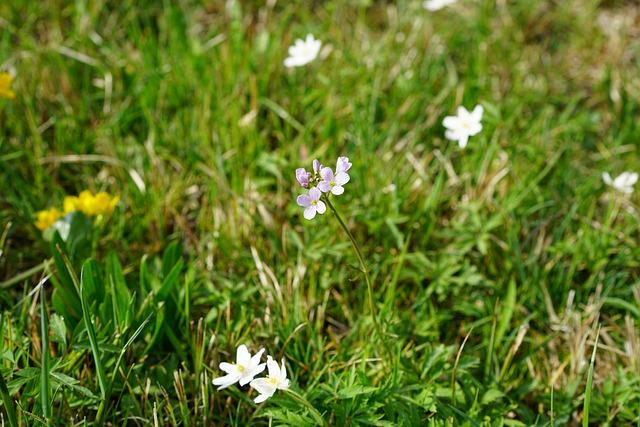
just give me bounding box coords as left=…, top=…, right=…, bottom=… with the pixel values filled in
left=318, top=167, right=350, bottom=196
left=423, top=0, right=457, bottom=11
left=249, top=356, right=290, bottom=403
left=297, top=187, right=327, bottom=220
left=443, top=105, right=483, bottom=148
left=602, top=171, right=638, bottom=194
left=212, top=345, right=266, bottom=390
left=284, top=34, right=321, bottom=68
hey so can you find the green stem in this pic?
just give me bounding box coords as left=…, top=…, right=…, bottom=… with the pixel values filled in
left=324, top=197, right=390, bottom=360
left=285, top=389, right=325, bottom=426
left=0, top=259, right=51, bottom=288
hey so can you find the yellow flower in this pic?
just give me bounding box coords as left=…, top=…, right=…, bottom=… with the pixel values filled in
left=0, top=72, right=15, bottom=100
left=76, top=190, right=119, bottom=216
left=63, top=196, right=79, bottom=213
left=35, top=208, right=62, bottom=231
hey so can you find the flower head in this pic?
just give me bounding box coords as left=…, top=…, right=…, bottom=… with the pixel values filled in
left=0, top=72, right=15, bottom=100
left=602, top=171, right=637, bottom=194
left=297, top=187, right=326, bottom=220
left=75, top=190, right=119, bottom=216
left=212, top=345, right=266, bottom=390
left=423, top=0, right=457, bottom=11
left=284, top=34, right=321, bottom=68
left=295, top=168, right=311, bottom=188
left=63, top=196, right=79, bottom=214
left=443, top=105, right=483, bottom=148
left=336, top=156, right=352, bottom=174
left=318, top=167, right=350, bottom=195
left=35, top=208, right=62, bottom=231
left=249, top=356, right=290, bottom=403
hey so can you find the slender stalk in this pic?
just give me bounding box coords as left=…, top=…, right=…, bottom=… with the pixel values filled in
left=324, top=197, right=390, bottom=359
left=0, top=259, right=51, bottom=288
left=40, top=284, right=51, bottom=423
left=0, top=367, right=18, bottom=427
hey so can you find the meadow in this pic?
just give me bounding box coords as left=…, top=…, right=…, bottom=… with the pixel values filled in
left=1, top=0, right=639, bottom=425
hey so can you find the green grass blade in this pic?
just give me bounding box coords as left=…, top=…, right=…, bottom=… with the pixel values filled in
left=40, top=282, right=51, bottom=422
left=79, top=261, right=108, bottom=399
left=0, top=369, right=18, bottom=427
left=583, top=325, right=600, bottom=427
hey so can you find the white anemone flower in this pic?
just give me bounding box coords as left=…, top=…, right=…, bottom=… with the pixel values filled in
left=602, top=171, right=638, bottom=194
left=284, top=34, right=321, bottom=68
left=443, top=105, right=483, bottom=148
left=424, top=0, right=457, bottom=11
left=212, top=345, right=266, bottom=390
left=249, top=356, right=290, bottom=403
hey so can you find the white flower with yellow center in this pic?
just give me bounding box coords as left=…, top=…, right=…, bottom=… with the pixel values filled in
left=212, top=345, right=266, bottom=390
left=249, top=356, right=290, bottom=403
left=443, top=104, right=484, bottom=148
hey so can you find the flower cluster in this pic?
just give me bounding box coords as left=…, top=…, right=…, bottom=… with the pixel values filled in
left=295, top=157, right=352, bottom=220
left=0, top=72, right=15, bottom=100
left=213, top=345, right=289, bottom=404
left=35, top=190, right=119, bottom=231
left=35, top=208, right=63, bottom=231
left=63, top=190, right=120, bottom=216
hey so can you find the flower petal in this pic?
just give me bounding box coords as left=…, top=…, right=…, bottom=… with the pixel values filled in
left=266, top=356, right=280, bottom=378
left=309, top=187, right=322, bottom=200
left=236, top=345, right=250, bottom=366
left=331, top=185, right=344, bottom=195
left=212, top=374, right=239, bottom=390
left=471, top=104, right=484, bottom=122
left=334, top=172, right=350, bottom=185
left=297, top=194, right=311, bottom=207
left=317, top=182, right=331, bottom=193
left=254, top=393, right=271, bottom=403
left=602, top=172, right=612, bottom=186
left=320, top=167, right=334, bottom=181
left=442, top=116, right=459, bottom=130
left=250, top=378, right=276, bottom=396
left=315, top=201, right=326, bottom=214
left=219, top=362, right=236, bottom=374
left=303, top=206, right=317, bottom=220
left=458, top=134, right=469, bottom=148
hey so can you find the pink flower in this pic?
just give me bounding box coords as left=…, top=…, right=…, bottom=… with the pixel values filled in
left=318, top=167, right=350, bottom=195
left=295, top=168, right=311, bottom=188
left=336, top=156, right=352, bottom=174
left=296, top=187, right=326, bottom=220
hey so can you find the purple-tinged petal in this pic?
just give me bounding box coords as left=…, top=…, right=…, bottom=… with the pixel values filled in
left=334, top=172, right=350, bottom=185
left=316, top=201, right=326, bottom=214
left=317, top=182, right=331, bottom=193
left=295, top=168, right=310, bottom=187
left=297, top=194, right=311, bottom=207
left=336, top=156, right=352, bottom=173
left=320, top=167, right=334, bottom=181
left=313, top=159, right=323, bottom=173
left=309, top=187, right=322, bottom=200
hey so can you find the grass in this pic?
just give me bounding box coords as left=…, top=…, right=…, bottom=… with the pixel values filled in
left=1, top=0, right=639, bottom=425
